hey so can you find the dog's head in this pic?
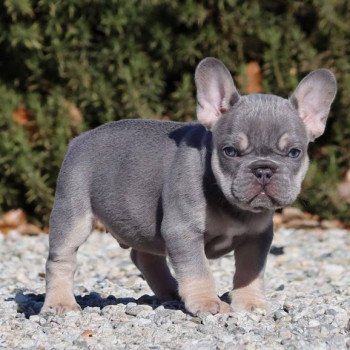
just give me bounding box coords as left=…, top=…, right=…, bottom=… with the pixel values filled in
left=195, top=58, right=337, bottom=212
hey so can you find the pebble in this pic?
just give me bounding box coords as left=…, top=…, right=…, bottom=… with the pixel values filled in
left=0, top=228, right=349, bottom=349
left=273, top=309, right=288, bottom=321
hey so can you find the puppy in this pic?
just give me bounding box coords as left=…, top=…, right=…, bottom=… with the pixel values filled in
left=42, top=58, right=337, bottom=316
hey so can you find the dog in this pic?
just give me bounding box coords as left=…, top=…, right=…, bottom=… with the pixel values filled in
left=42, top=57, right=337, bottom=316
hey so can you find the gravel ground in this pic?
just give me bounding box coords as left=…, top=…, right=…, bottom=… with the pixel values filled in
left=0, top=228, right=349, bottom=349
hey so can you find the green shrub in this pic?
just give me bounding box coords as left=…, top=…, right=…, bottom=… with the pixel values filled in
left=0, top=0, right=349, bottom=224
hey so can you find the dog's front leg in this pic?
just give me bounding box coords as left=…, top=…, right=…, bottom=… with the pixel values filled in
left=230, top=226, right=273, bottom=312
left=166, top=232, right=231, bottom=315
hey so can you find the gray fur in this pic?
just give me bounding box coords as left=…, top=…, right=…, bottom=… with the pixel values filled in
left=42, top=57, right=337, bottom=316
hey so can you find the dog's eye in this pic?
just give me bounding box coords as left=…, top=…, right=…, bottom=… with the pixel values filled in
left=287, top=148, right=301, bottom=158
left=223, top=147, right=238, bottom=157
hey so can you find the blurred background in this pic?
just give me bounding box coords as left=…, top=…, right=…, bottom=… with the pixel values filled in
left=0, top=0, right=349, bottom=226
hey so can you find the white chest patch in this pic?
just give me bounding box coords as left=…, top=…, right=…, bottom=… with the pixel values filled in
left=204, top=208, right=272, bottom=258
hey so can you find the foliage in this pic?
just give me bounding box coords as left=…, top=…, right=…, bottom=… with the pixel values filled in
left=0, top=0, right=349, bottom=224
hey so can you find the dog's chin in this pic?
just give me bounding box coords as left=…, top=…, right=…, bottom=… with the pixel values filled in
left=232, top=192, right=284, bottom=213
left=249, top=192, right=281, bottom=211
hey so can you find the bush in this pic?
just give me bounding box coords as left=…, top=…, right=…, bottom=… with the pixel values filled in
left=0, top=0, right=349, bottom=224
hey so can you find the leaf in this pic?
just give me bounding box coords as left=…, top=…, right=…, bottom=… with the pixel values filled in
left=11, top=106, right=34, bottom=126
left=80, top=330, right=97, bottom=338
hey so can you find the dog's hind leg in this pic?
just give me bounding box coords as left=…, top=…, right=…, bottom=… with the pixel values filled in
left=130, top=249, right=179, bottom=301
left=42, top=201, right=93, bottom=316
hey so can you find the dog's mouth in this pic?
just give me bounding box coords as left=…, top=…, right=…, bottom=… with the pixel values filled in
left=249, top=189, right=279, bottom=208
left=230, top=171, right=296, bottom=212
left=234, top=186, right=282, bottom=212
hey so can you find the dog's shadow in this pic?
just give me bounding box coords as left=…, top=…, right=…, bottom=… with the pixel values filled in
left=9, top=291, right=232, bottom=319
left=9, top=291, right=188, bottom=319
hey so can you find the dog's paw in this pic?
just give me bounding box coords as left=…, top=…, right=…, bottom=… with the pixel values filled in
left=233, top=300, right=268, bottom=313
left=186, top=298, right=232, bottom=315
left=41, top=302, right=81, bottom=316
left=230, top=292, right=268, bottom=313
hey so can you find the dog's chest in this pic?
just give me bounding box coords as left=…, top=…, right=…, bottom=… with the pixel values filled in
left=204, top=209, right=271, bottom=259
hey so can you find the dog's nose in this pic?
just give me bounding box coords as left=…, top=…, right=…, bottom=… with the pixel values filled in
left=253, top=167, right=275, bottom=185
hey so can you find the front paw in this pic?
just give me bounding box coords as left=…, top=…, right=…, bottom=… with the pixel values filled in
left=230, top=290, right=268, bottom=312
left=185, top=297, right=232, bottom=315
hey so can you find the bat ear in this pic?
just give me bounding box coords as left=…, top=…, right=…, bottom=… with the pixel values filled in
left=290, top=69, right=337, bottom=141
left=195, top=57, right=240, bottom=129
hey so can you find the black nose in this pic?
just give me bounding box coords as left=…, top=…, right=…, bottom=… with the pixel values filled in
left=253, top=167, right=275, bottom=185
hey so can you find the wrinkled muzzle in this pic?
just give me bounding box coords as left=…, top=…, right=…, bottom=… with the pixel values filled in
left=231, top=160, right=301, bottom=212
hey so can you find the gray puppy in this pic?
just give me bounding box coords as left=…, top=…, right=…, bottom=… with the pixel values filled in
left=42, top=58, right=337, bottom=316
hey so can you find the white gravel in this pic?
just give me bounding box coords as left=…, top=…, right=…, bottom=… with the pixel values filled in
left=0, top=228, right=349, bottom=349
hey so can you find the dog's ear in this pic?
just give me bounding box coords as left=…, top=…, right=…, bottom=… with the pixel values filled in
left=290, top=69, right=337, bottom=141
left=195, top=57, right=240, bottom=129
